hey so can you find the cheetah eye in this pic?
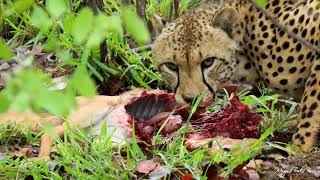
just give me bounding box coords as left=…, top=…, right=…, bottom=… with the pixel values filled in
left=164, top=62, right=178, bottom=71
left=201, top=57, right=215, bottom=68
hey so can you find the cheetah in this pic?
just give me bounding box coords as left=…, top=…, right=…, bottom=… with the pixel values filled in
left=152, top=0, right=320, bottom=151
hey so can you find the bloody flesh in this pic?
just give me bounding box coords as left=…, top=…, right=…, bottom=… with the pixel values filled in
left=125, top=91, right=182, bottom=143
left=124, top=91, right=261, bottom=144
left=188, top=97, right=261, bottom=140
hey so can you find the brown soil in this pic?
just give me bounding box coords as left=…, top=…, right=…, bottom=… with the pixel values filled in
left=260, top=150, right=320, bottom=180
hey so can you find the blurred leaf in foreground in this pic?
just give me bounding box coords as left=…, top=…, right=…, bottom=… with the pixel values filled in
left=0, top=93, right=10, bottom=113
left=72, top=8, right=94, bottom=44
left=256, top=0, right=267, bottom=7
left=2, top=68, right=75, bottom=117
left=70, top=65, right=96, bottom=98
left=87, top=14, right=123, bottom=48
left=43, top=35, right=59, bottom=52
left=121, top=6, right=150, bottom=44
left=0, top=38, right=13, bottom=61
left=13, top=0, right=34, bottom=13
left=30, top=6, right=52, bottom=33
left=46, top=0, right=67, bottom=19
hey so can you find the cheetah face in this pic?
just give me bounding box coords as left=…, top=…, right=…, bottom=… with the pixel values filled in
left=153, top=7, right=239, bottom=105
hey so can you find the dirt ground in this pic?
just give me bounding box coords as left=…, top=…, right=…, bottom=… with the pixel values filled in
left=259, top=150, right=320, bottom=180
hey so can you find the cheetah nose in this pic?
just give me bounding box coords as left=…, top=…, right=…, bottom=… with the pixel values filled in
left=182, top=95, right=195, bottom=103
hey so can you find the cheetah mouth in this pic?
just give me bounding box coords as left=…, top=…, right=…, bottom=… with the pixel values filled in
left=198, top=98, right=214, bottom=108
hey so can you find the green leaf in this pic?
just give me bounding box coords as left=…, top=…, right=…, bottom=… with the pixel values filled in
left=105, top=15, right=122, bottom=34
left=11, top=93, right=31, bottom=112
left=43, top=35, right=59, bottom=52
left=62, top=13, right=75, bottom=34
left=56, top=50, right=77, bottom=65
left=72, top=66, right=96, bottom=97
left=13, top=0, right=34, bottom=13
left=121, top=7, right=150, bottom=44
left=1, top=68, right=77, bottom=117
left=72, top=8, right=94, bottom=44
left=46, top=0, right=67, bottom=19
left=0, top=93, right=10, bottom=113
left=0, top=38, right=13, bottom=60
left=87, top=14, right=122, bottom=48
left=36, top=91, right=74, bottom=117
left=30, top=6, right=52, bottom=33
left=86, top=30, right=106, bottom=49
left=256, top=0, right=267, bottom=7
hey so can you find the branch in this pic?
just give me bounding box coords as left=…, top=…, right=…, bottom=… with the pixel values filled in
left=131, top=44, right=153, bottom=53
left=174, top=0, right=180, bottom=18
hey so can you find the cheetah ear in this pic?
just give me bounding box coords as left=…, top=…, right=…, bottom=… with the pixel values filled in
left=212, top=7, right=238, bottom=37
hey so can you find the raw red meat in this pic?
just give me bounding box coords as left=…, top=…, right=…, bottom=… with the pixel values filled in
left=124, top=90, right=261, bottom=144
left=125, top=91, right=183, bottom=143
left=188, top=97, right=261, bottom=140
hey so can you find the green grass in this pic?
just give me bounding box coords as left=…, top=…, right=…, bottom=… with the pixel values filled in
left=0, top=120, right=39, bottom=145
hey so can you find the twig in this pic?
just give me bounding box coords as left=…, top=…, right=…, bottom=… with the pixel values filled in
left=86, top=0, right=99, bottom=14
left=174, top=0, right=180, bottom=18
left=131, top=44, right=153, bottom=53
left=249, top=0, right=320, bottom=54
left=136, top=0, right=155, bottom=40
left=136, top=0, right=147, bottom=18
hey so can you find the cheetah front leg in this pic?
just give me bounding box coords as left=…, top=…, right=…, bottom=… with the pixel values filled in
left=293, top=61, right=320, bottom=151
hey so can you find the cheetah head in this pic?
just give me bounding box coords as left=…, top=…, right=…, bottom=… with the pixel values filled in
left=153, top=6, right=240, bottom=105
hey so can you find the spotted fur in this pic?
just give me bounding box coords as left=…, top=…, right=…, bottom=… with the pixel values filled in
left=153, top=0, right=320, bottom=151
